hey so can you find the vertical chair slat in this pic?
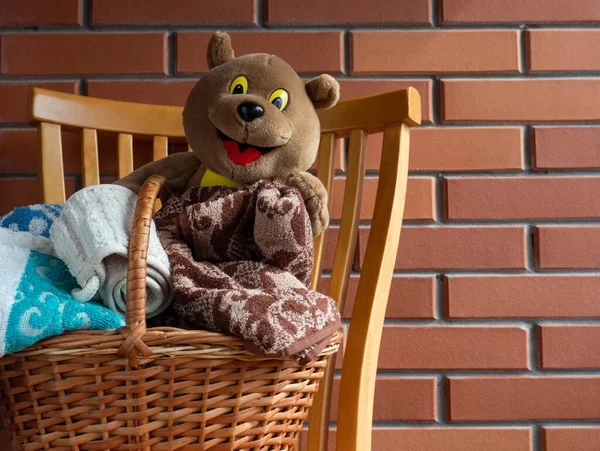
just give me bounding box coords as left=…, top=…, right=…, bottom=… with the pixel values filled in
left=118, top=133, right=134, bottom=179
left=81, top=128, right=100, bottom=187
left=307, top=129, right=367, bottom=451
left=336, top=123, right=410, bottom=451
left=153, top=136, right=168, bottom=161
left=310, top=133, right=336, bottom=291
left=328, top=129, right=367, bottom=304
left=39, top=122, right=66, bottom=204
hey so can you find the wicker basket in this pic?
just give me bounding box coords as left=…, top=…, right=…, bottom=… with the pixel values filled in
left=0, top=175, right=342, bottom=451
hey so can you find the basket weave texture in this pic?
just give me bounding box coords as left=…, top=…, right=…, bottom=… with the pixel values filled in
left=0, top=176, right=341, bottom=451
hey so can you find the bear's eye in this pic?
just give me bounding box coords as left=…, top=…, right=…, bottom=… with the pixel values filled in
left=269, top=88, right=289, bottom=111
left=230, top=76, right=248, bottom=95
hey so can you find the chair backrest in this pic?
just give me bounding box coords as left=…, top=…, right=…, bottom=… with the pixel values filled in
left=29, top=86, right=421, bottom=451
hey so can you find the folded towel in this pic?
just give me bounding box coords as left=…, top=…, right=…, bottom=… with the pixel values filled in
left=155, top=179, right=341, bottom=364
left=0, top=204, right=63, bottom=238
left=50, top=184, right=173, bottom=319
left=0, top=227, right=124, bottom=357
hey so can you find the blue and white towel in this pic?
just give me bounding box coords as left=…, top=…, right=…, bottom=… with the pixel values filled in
left=0, top=224, right=125, bottom=357
left=0, top=204, right=63, bottom=238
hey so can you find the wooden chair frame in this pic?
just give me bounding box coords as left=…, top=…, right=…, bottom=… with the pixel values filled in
left=28, top=86, right=421, bottom=451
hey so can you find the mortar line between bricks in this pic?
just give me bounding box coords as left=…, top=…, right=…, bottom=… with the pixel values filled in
left=400, top=219, right=600, bottom=226
left=376, top=370, right=600, bottom=377
left=383, top=318, right=600, bottom=325
left=365, top=420, right=600, bottom=427
left=431, top=76, right=441, bottom=125
left=532, top=424, right=542, bottom=451
left=388, top=269, right=600, bottom=276
left=167, top=32, right=175, bottom=76
left=343, top=31, right=351, bottom=75
left=519, top=25, right=527, bottom=74
left=434, top=274, right=444, bottom=320
left=525, top=225, right=536, bottom=272
left=356, top=220, right=600, bottom=228
left=256, top=0, right=265, bottom=27
left=81, top=0, right=91, bottom=29
left=527, top=322, right=540, bottom=372
left=3, top=73, right=600, bottom=82
left=2, top=23, right=600, bottom=33
left=390, top=268, right=600, bottom=275
left=431, top=0, right=441, bottom=27
left=523, top=125, right=533, bottom=171
left=435, top=375, right=447, bottom=423
left=434, top=175, right=445, bottom=221
left=408, top=170, right=600, bottom=177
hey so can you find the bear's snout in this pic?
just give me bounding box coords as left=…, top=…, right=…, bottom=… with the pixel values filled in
left=207, top=94, right=292, bottom=149
left=238, top=102, right=265, bottom=122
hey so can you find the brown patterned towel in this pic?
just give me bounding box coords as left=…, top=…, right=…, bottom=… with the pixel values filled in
left=154, top=179, right=341, bottom=364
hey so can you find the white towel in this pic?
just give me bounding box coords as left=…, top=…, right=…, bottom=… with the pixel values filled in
left=50, top=184, right=173, bottom=319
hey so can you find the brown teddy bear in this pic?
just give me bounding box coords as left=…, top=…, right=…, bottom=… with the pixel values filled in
left=116, top=31, right=340, bottom=237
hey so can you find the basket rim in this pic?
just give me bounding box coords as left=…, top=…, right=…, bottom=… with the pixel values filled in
left=0, top=327, right=343, bottom=361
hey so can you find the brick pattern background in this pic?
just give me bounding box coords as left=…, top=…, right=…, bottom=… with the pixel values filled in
left=1, top=1, right=599, bottom=450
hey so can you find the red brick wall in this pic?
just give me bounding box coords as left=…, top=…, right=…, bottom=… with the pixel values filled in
left=1, top=1, right=600, bottom=450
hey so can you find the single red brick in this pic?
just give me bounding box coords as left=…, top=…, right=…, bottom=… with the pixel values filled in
left=528, top=30, right=600, bottom=72
left=330, top=377, right=436, bottom=421
left=446, top=176, right=600, bottom=220
left=87, top=80, right=195, bottom=106
left=351, top=30, right=520, bottom=74
left=533, top=126, right=600, bottom=169
left=1, top=33, right=167, bottom=75
left=365, top=126, right=524, bottom=171
left=0, top=178, right=76, bottom=214
left=0, top=82, right=80, bottom=123
left=543, top=428, right=600, bottom=451
left=177, top=32, right=343, bottom=74
left=442, top=79, right=600, bottom=122
left=337, top=79, right=433, bottom=122
left=359, top=226, right=527, bottom=270
left=92, top=0, right=256, bottom=25
left=447, top=275, right=600, bottom=318
left=449, top=376, right=600, bottom=421
left=313, top=428, right=532, bottom=451
left=0, top=0, right=81, bottom=26
left=267, top=0, right=430, bottom=24
left=413, top=127, right=523, bottom=171
left=318, top=275, right=436, bottom=319
left=330, top=177, right=435, bottom=221
left=540, top=325, right=600, bottom=369
left=441, top=0, right=600, bottom=22
left=379, top=326, right=528, bottom=370
left=536, top=226, right=600, bottom=269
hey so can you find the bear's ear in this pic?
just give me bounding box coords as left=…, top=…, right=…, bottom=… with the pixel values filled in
left=207, top=32, right=235, bottom=69
left=305, top=74, right=340, bottom=110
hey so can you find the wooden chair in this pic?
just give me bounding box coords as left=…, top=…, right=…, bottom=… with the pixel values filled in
left=28, top=86, right=421, bottom=451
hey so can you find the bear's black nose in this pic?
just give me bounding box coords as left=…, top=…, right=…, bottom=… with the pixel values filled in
left=237, top=102, right=264, bottom=122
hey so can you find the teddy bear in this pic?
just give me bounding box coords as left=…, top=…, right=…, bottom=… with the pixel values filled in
left=115, top=31, right=340, bottom=237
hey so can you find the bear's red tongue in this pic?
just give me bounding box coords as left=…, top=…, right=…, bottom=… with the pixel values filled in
left=224, top=140, right=262, bottom=166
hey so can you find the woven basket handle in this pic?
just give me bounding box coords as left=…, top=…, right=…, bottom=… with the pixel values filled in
left=117, top=175, right=168, bottom=363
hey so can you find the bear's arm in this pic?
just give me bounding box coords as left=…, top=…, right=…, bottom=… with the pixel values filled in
left=114, top=152, right=203, bottom=195
left=286, top=171, right=330, bottom=237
